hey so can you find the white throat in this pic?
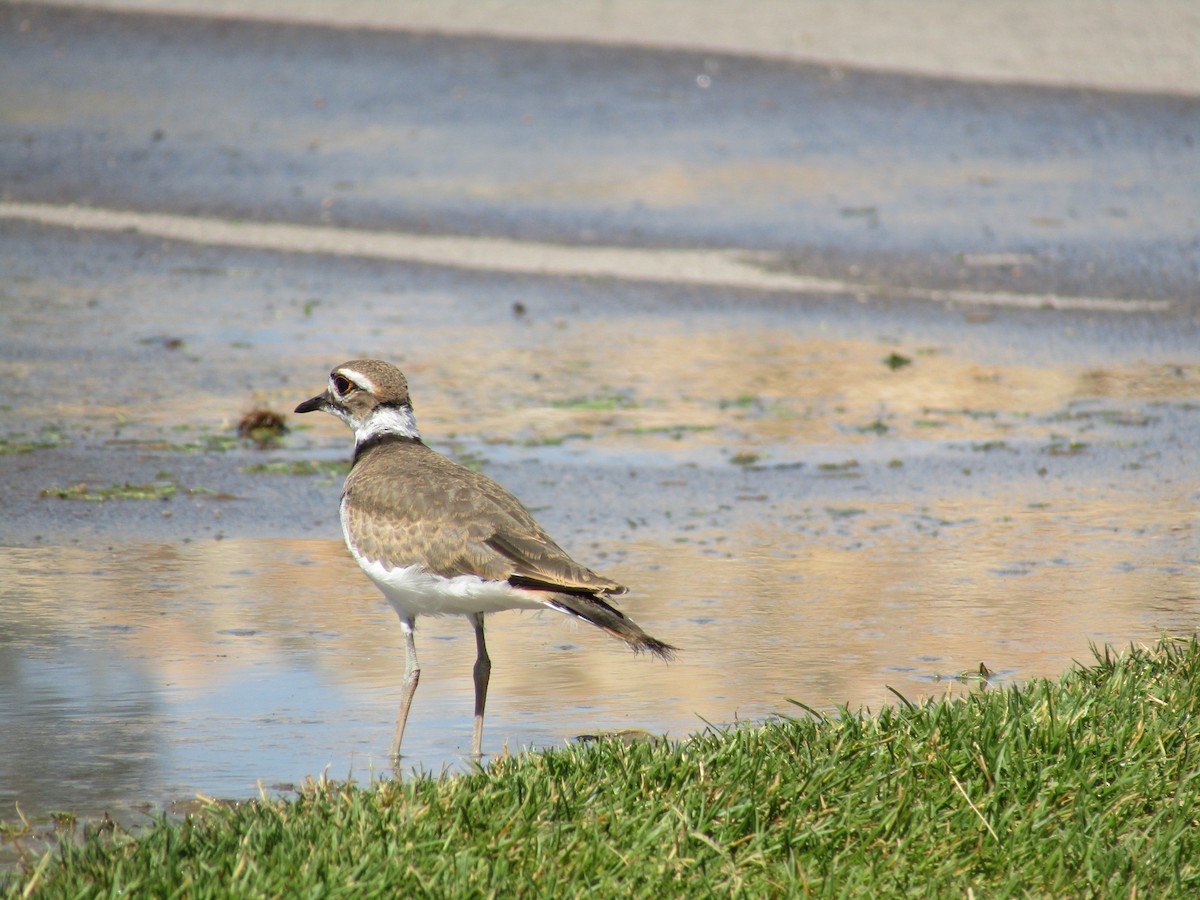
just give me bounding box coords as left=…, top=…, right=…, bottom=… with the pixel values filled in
left=353, top=404, right=421, bottom=444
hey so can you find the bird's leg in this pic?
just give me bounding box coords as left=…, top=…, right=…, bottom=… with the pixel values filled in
left=470, top=612, right=491, bottom=759
left=390, top=617, right=420, bottom=760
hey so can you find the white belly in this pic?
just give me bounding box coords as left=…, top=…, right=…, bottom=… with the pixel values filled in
left=338, top=497, right=552, bottom=620
left=358, top=556, right=550, bottom=619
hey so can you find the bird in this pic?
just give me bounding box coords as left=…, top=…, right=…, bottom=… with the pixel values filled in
left=294, top=359, right=676, bottom=759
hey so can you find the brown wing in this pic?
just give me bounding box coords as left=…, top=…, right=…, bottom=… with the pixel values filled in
left=343, top=440, right=626, bottom=595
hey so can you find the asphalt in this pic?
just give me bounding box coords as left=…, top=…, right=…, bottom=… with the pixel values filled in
left=2, top=3, right=1198, bottom=308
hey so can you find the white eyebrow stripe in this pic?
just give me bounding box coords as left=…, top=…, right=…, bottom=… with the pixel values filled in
left=335, top=367, right=375, bottom=393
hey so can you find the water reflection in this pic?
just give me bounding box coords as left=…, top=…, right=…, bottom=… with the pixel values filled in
left=3, top=490, right=1197, bottom=822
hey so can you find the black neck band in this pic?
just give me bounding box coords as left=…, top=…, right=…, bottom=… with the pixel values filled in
left=353, top=432, right=422, bottom=464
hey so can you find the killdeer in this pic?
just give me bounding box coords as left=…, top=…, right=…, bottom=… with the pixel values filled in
left=295, top=359, right=676, bottom=759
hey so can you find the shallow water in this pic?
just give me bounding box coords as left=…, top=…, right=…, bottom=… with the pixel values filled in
left=3, top=452, right=1197, bottom=822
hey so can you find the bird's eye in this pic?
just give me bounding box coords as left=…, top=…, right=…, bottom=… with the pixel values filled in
left=332, top=374, right=354, bottom=396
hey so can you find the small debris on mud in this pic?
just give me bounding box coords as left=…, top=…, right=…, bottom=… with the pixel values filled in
left=237, top=408, right=288, bottom=448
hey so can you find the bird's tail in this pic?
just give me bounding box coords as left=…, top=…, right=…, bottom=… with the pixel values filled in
left=549, top=593, right=677, bottom=661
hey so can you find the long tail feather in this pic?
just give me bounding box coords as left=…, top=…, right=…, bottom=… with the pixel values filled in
left=549, top=593, right=677, bottom=661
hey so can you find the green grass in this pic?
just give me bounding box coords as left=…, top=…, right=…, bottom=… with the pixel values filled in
left=240, top=459, right=351, bottom=478
left=621, top=425, right=717, bottom=437
left=522, top=432, right=594, bottom=448
left=108, top=434, right=243, bottom=454
left=0, top=428, right=69, bottom=455
left=39, top=481, right=181, bottom=502
left=7, top=639, right=1200, bottom=896
left=550, top=394, right=637, bottom=412
left=728, top=451, right=761, bottom=466
left=38, top=478, right=230, bottom=502
left=816, top=459, right=860, bottom=478
left=1045, top=439, right=1089, bottom=457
